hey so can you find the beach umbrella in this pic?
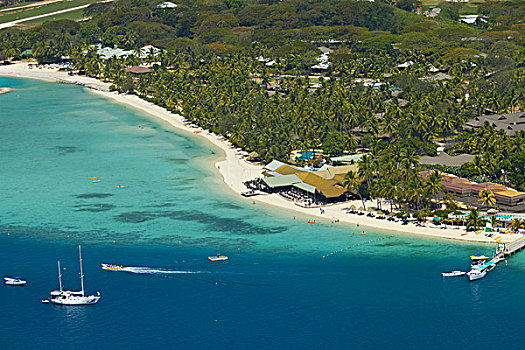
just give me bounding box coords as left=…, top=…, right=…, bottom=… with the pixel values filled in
left=377, top=210, right=384, bottom=215
left=350, top=205, right=356, bottom=209
left=367, top=208, right=374, bottom=212
left=358, top=207, right=364, bottom=211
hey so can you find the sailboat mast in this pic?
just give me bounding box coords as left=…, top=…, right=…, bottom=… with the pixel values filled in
left=79, top=245, right=85, bottom=297
left=58, top=260, right=63, bottom=291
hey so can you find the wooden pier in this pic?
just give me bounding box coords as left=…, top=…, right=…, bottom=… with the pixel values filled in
left=496, top=235, right=525, bottom=258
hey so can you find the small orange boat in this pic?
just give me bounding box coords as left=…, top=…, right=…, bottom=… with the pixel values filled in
left=308, top=220, right=315, bottom=224
left=116, top=185, right=125, bottom=189
left=101, top=263, right=124, bottom=271
left=92, top=180, right=101, bottom=183
left=89, top=177, right=97, bottom=180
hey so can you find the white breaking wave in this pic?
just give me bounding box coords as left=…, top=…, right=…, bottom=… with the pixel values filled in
left=121, top=266, right=207, bottom=274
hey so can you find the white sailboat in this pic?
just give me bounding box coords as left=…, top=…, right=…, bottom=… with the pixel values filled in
left=49, top=245, right=101, bottom=305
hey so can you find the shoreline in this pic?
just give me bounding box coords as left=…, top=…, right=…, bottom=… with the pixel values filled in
left=0, top=62, right=519, bottom=244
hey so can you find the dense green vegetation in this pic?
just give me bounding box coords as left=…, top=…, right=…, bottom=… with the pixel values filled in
left=1, top=0, right=524, bottom=211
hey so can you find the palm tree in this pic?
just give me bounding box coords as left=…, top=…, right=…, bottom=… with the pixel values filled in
left=425, top=170, right=443, bottom=209
left=342, top=170, right=365, bottom=210
left=466, top=208, right=484, bottom=232
left=489, top=215, right=500, bottom=232
left=509, top=218, right=525, bottom=233
left=478, top=189, right=496, bottom=208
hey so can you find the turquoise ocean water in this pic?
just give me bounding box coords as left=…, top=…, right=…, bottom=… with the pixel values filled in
left=1, top=77, right=524, bottom=348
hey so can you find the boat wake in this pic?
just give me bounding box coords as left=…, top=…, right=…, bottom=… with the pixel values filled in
left=120, top=267, right=208, bottom=275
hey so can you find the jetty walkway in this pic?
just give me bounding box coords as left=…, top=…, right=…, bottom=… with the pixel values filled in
left=499, top=235, right=525, bottom=257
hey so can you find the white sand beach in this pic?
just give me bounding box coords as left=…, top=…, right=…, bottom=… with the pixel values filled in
left=1, top=62, right=520, bottom=244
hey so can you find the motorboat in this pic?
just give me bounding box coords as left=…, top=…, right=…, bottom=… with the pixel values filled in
left=441, top=271, right=466, bottom=277
left=101, top=263, right=124, bottom=271
left=4, top=277, right=27, bottom=286
left=49, top=245, right=101, bottom=305
left=41, top=299, right=50, bottom=304
left=208, top=255, right=228, bottom=261
left=470, top=255, right=489, bottom=263
left=467, top=266, right=487, bottom=281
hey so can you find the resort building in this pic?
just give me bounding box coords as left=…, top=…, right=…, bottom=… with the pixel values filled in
left=419, top=152, right=474, bottom=167
left=125, top=66, right=153, bottom=74
left=255, top=160, right=357, bottom=205
left=465, top=112, right=525, bottom=136
left=420, top=170, right=525, bottom=212
left=330, top=153, right=366, bottom=164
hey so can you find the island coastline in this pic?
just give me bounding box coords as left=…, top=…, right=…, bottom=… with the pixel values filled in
left=0, top=62, right=518, bottom=244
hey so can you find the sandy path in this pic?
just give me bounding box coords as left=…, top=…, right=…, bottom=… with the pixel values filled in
left=1, top=62, right=520, bottom=244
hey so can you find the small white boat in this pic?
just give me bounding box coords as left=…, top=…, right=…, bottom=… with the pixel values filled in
left=467, top=267, right=487, bottom=281
left=441, top=271, right=466, bottom=277
left=41, top=299, right=50, bottom=304
left=4, top=277, right=27, bottom=286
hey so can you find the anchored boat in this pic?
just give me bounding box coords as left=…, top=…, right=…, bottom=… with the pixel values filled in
left=441, top=271, right=466, bottom=277
left=48, top=246, right=101, bottom=305
left=4, top=277, right=27, bottom=286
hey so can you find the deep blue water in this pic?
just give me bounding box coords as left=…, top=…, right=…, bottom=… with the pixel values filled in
left=1, top=77, right=524, bottom=349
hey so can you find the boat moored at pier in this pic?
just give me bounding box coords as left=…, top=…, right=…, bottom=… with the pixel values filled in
left=467, top=265, right=487, bottom=281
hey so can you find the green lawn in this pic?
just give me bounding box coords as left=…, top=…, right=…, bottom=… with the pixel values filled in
left=420, top=0, right=485, bottom=9
left=0, top=0, right=98, bottom=24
